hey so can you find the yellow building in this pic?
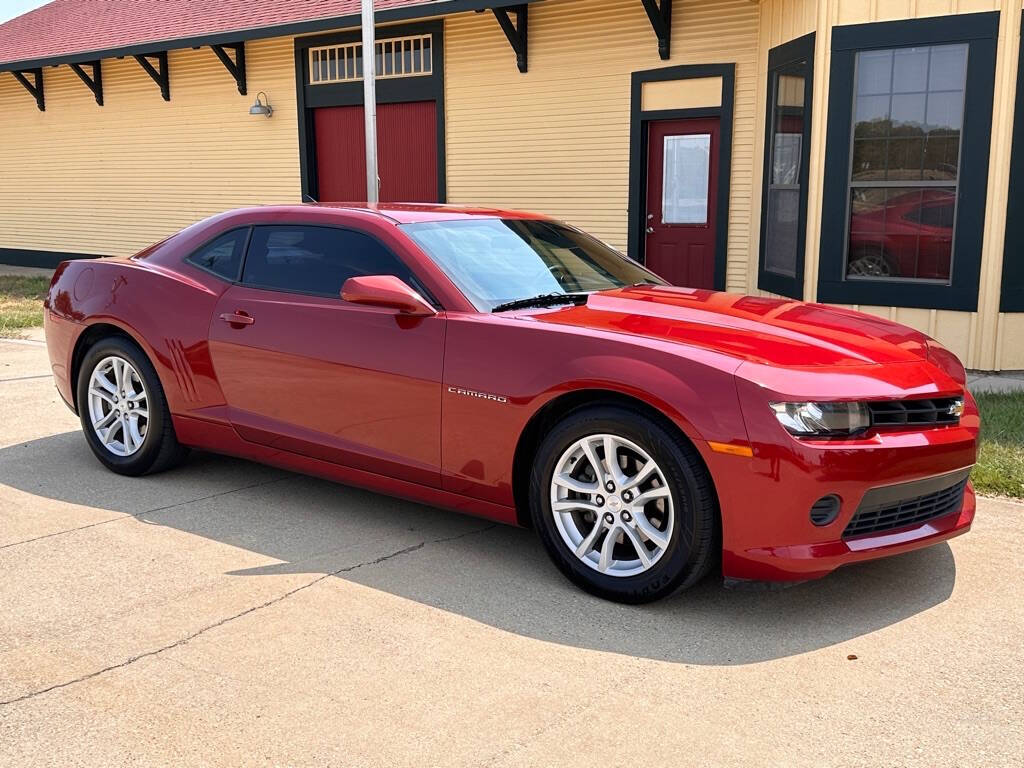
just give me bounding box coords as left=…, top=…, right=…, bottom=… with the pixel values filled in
left=1, top=0, right=1022, bottom=369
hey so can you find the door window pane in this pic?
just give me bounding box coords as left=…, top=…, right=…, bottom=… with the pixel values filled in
left=846, top=43, right=967, bottom=283
left=241, top=226, right=415, bottom=296
left=186, top=229, right=248, bottom=281
left=662, top=134, right=711, bottom=224
left=764, top=65, right=808, bottom=278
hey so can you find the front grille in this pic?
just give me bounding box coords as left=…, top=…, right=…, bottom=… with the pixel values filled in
left=867, top=397, right=961, bottom=428
left=843, top=472, right=969, bottom=539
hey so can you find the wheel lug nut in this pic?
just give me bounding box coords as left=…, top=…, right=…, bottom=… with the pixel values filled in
left=623, top=491, right=632, bottom=502
left=603, top=513, right=614, bottom=525
left=605, top=481, right=615, bottom=492
left=595, top=495, right=605, bottom=506
left=622, top=511, right=632, bottom=522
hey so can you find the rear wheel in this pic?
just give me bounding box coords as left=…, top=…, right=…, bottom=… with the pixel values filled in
left=529, top=405, right=717, bottom=603
left=76, top=336, right=188, bottom=476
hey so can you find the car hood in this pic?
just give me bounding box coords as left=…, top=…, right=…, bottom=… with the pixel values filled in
left=524, top=285, right=933, bottom=369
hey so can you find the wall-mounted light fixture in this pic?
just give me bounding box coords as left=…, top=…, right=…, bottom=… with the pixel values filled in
left=249, top=91, right=273, bottom=118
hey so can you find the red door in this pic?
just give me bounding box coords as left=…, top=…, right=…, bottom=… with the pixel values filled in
left=644, top=118, right=720, bottom=288
left=314, top=101, right=438, bottom=202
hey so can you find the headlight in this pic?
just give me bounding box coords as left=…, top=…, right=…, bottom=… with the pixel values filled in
left=770, top=401, right=871, bottom=437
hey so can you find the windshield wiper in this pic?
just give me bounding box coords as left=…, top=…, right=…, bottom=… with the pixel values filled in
left=491, top=292, right=590, bottom=313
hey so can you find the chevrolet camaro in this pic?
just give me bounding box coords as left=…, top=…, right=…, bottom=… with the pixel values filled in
left=43, top=204, right=978, bottom=603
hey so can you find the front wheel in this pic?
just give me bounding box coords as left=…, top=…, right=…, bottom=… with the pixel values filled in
left=76, top=336, right=188, bottom=476
left=529, top=405, right=718, bottom=603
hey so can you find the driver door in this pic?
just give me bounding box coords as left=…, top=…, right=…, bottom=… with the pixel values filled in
left=207, top=224, right=444, bottom=487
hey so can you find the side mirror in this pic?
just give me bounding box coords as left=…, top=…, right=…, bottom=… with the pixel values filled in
left=341, top=275, right=436, bottom=316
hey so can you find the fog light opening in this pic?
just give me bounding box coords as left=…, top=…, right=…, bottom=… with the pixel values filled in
left=810, top=495, right=841, bottom=527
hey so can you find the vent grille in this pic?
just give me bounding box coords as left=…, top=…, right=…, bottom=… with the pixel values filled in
left=867, top=397, right=962, bottom=428
left=309, top=35, right=432, bottom=85
left=810, top=495, right=840, bottom=526
left=843, top=477, right=968, bottom=539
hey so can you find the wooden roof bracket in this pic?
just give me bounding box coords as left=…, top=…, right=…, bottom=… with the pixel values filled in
left=640, top=0, right=672, bottom=60
left=210, top=42, right=246, bottom=95
left=134, top=51, right=169, bottom=101
left=69, top=60, right=103, bottom=105
left=11, top=68, right=44, bottom=111
left=492, top=5, right=528, bottom=73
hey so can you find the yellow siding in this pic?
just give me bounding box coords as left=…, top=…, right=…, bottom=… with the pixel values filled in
left=642, top=76, right=723, bottom=111
left=443, top=0, right=760, bottom=292
left=0, top=37, right=300, bottom=257
left=754, top=0, right=1023, bottom=369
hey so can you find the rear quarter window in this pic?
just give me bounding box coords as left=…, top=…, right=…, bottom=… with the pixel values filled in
left=185, top=229, right=249, bottom=281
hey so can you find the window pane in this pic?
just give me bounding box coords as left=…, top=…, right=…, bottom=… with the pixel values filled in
left=764, top=66, right=808, bottom=278
left=851, top=137, right=887, bottom=181
left=186, top=229, right=246, bottom=281
left=242, top=226, right=414, bottom=296
left=928, top=44, right=968, bottom=90
left=885, top=136, right=925, bottom=180
left=893, top=48, right=929, bottom=93
left=765, top=187, right=800, bottom=277
left=857, top=49, right=893, bottom=95
left=662, top=134, right=711, bottom=224
left=890, top=92, right=926, bottom=130
left=848, top=43, right=966, bottom=283
left=926, top=90, right=965, bottom=132
left=846, top=187, right=954, bottom=282
left=854, top=94, right=891, bottom=135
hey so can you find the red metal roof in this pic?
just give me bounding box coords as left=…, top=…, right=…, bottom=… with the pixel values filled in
left=0, top=0, right=454, bottom=69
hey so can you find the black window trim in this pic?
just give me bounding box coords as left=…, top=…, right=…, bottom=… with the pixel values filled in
left=817, top=11, right=999, bottom=312
left=1000, top=10, right=1024, bottom=313
left=758, top=32, right=816, bottom=300
left=235, top=222, right=442, bottom=308
left=183, top=226, right=253, bottom=283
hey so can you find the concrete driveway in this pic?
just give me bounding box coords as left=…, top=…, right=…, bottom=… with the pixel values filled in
left=1, top=337, right=1022, bottom=767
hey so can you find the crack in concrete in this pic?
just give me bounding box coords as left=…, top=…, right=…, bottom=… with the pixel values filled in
left=0, top=523, right=498, bottom=707
left=0, top=475, right=292, bottom=552
left=0, top=373, right=52, bottom=383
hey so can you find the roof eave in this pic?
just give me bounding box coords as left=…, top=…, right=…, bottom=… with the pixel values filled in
left=0, top=0, right=533, bottom=72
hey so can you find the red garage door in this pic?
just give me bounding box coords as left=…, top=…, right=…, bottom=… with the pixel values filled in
left=313, top=101, right=438, bottom=203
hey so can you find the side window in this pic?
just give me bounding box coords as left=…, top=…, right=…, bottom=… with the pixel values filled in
left=185, top=229, right=248, bottom=280
left=241, top=225, right=417, bottom=297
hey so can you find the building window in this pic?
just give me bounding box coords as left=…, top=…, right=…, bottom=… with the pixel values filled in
left=759, top=33, right=815, bottom=299
left=846, top=44, right=965, bottom=282
left=308, top=35, right=432, bottom=85
left=817, top=13, right=999, bottom=312
left=1001, top=11, right=1024, bottom=313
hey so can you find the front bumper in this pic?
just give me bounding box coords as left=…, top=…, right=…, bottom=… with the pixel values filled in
left=709, top=373, right=979, bottom=582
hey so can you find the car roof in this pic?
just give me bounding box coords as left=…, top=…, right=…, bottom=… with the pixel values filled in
left=221, top=203, right=551, bottom=225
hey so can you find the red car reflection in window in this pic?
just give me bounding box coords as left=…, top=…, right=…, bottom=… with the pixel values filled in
left=847, top=188, right=955, bottom=281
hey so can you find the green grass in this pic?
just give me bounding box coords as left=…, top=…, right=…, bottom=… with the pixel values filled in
left=973, top=392, right=1024, bottom=499
left=0, top=275, right=50, bottom=336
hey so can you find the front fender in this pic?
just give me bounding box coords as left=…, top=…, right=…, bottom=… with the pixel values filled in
left=440, top=313, right=749, bottom=507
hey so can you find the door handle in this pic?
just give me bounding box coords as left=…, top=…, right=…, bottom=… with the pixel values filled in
left=220, top=311, right=254, bottom=327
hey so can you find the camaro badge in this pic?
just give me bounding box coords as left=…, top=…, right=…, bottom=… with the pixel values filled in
left=447, top=386, right=508, bottom=403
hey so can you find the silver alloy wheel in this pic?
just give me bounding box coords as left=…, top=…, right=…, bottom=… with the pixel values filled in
left=847, top=249, right=893, bottom=277
left=549, top=433, right=674, bottom=577
left=87, top=355, right=149, bottom=457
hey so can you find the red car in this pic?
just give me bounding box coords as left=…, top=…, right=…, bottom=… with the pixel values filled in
left=43, top=204, right=978, bottom=603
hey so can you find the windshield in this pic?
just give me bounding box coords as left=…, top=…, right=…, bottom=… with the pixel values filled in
left=400, top=218, right=665, bottom=311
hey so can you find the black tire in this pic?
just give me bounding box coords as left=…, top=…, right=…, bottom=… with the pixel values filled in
left=529, top=405, right=718, bottom=604
left=76, top=335, right=189, bottom=476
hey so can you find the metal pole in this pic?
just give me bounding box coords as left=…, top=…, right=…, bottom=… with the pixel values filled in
left=361, top=0, right=379, bottom=203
